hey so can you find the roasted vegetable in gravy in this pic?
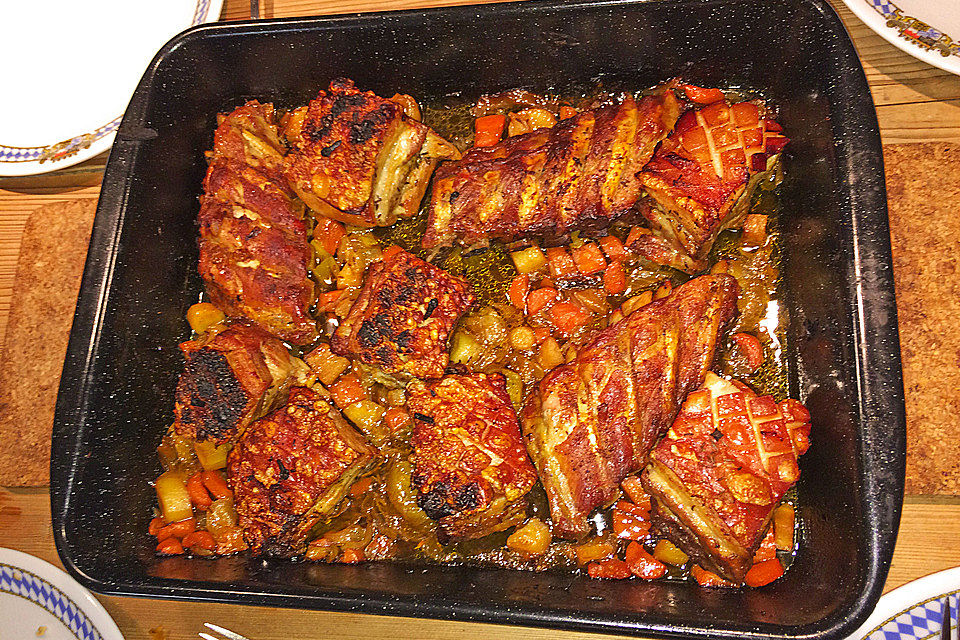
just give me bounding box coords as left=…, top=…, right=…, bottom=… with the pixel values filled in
left=149, top=78, right=810, bottom=590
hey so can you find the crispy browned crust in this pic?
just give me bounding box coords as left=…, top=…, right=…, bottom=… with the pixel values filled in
left=408, top=373, right=537, bottom=541
left=227, top=386, right=376, bottom=556
left=641, top=374, right=812, bottom=582
left=423, top=89, right=680, bottom=248
left=173, top=321, right=306, bottom=445
left=199, top=102, right=318, bottom=345
left=522, top=274, right=739, bottom=538
left=331, top=250, right=475, bottom=379
left=283, top=78, right=459, bottom=228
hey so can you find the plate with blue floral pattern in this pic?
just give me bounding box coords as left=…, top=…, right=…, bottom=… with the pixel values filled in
left=0, top=548, right=123, bottom=640
left=0, top=0, right=223, bottom=177
left=850, top=565, right=960, bottom=640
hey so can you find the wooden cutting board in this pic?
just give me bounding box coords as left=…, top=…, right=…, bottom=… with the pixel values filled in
left=0, top=146, right=957, bottom=490
left=0, top=200, right=96, bottom=486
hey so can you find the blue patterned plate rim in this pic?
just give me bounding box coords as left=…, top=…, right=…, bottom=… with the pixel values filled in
left=848, top=565, right=960, bottom=639
left=840, top=0, right=960, bottom=76
left=0, top=548, right=123, bottom=640
left=0, top=0, right=223, bottom=177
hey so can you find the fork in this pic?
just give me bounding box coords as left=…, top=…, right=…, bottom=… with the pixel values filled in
left=944, top=595, right=958, bottom=640
left=199, top=622, right=251, bottom=640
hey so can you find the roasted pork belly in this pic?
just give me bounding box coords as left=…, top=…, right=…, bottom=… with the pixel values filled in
left=408, top=373, right=537, bottom=541
left=331, top=250, right=475, bottom=380
left=200, top=102, right=319, bottom=344
left=522, top=274, right=739, bottom=538
left=635, top=97, right=789, bottom=272
left=642, top=373, right=811, bottom=582
left=423, top=88, right=681, bottom=249
left=173, top=321, right=308, bottom=445
left=227, top=386, right=376, bottom=556
left=283, top=78, right=460, bottom=228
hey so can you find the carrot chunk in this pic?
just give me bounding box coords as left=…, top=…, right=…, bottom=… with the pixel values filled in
left=381, top=244, right=404, bottom=261
left=314, top=217, right=346, bottom=256
left=621, top=476, right=652, bottom=510
left=148, top=516, right=164, bottom=537
left=186, top=472, right=213, bottom=510
left=526, top=287, right=559, bottom=315
left=474, top=114, right=505, bottom=147
left=182, top=530, right=217, bottom=551
left=744, top=558, right=784, bottom=587
left=545, top=247, right=577, bottom=278
left=157, top=538, right=185, bottom=555
left=572, top=242, right=606, bottom=275
left=201, top=471, right=232, bottom=500
left=330, top=373, right=367, bottom=409
left=625, top=541, right=668, bottom=579
left=340, top=548, right=365, bottom=563
left=733, top=332, right=764, bottom=371
left=383, top=407, right=411, bottom=434
left=681, top=84, right=726, bottom=104
left=508, top=273, right=530, bottom=309
left=587, top=558, right=631, bottom=579
left=612, top=508, right=651, bottom=541
left=603, top=261, right=627, bottom=295
left=548, top=301, right=592, bottom=335
left=598, top=235, right=626, bottom=260
left=691, top=565, right=737, bottom=588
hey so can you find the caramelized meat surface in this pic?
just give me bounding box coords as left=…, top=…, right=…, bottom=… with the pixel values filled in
left=522, top=274, right=739, bottom=538
left=200, top=102, right=319, bottom=344
left=331, top=250, right=475, bottom=379
left=642, top=373, right=811, bottom=582
left=173, top=321, right=307, bottom=445
left=284, top=78, right=460, bottom=228
left=408, top=373, right=537, bottom=541
left=635, top=98, right=789, bottom=272
left=423, top=88, right=680, bottom=248
left=228, top=387, right=376, bottom=556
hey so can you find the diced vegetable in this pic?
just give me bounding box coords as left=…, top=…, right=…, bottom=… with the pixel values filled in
left=742, top=214, right=768, bottom=246
left=384, top=407, right=412, bottom=435
left=613, top=508, right=651, bottom=541
left=559, top=105, right=578, bottom=120
left=574, top=536, right=617, bottom=565
left=182, top=530, right=217, bottom=552
left=341, top=548, right=365, bottom=563
left=752, top=528, right=777, bottom=563
left=511, top=246, right=547, bottom=274
left=343, top=400, right=388, bottom=444
left=691, top=565, right=736, bottom=588
left=450, top=331, right=483, bottom=365
left=598, top=235, right=626, bottom=260
left=381, top=244, right=404, bottom=261
left=621, top=476, right=651, bottom=509
left=625, top=226, right=650, bottom=248
left=317, top=289, right=344, bottom=312
left=185, top=472, right=213, bottom=510
left=155, top=471, right=194, bottom=524
left=506, top=517, right=552, bottom=555
left=744, top=558, right=784, bottom=587
left=509, top=326, right=536, bottom=351
left=680, top=84, right=726, bottom=105
left=654, top=280, right=673, bottom=300
left=773, top=503, right=795, bottom=551
left=501, top=368, right=524, bottom=409
left=205, top=497, right=240, bottom=541
left=733, top=332, right=764, bottom=371
left=711, top=259, right=730, bottom=274
left=474, top=114, right=505, bottom=147
left=350, top=476, right=375, bottom=497
left=508, top=274, right=530, bottom=309
left=587, top=558, right=631, bottom=579
left=385, top=459, right=433, bottom=530
left=625, top=541, right=667, bottom=579
left=201, top=470, right=232, bottom=500
left=157, top=518, right=196, bottom=542
left=193, top=440, right=230, bottom=471
left=186, top=303, right=225, bottom=334
left=572, top=242, right=606, bottom=275
left=546, top=247, right=577, bottom=278
left=538, top=337, right=564, bottom=370
left=148, top=517, right=164, bottom=537
left=157, top=538, right=185, bottom=555
left=548, top=301, right=592, bottom=335
left=526, top=287, right=558, bottom=315
left=314, top=217, right=346, bottom=256
left=571, top=289, right=607, bottom=314
left=330, top=373, right=367, bottom=409
left=653, top=539, right=689, bottom=566
left=304, top=343, right=351, bottom=386
left=603, top=261, right=627, bottom=295
left=508, top=108, right=558, bottom=137
left=621, top=290, right=653, bottom=316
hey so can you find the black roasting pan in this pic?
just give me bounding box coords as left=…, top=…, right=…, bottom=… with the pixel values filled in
left=51, top=0, right=906, bottom=637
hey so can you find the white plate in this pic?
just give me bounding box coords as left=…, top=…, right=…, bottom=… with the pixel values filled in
left=841, top=0, right=960, bottom=76
left=849, top=565, right=960, bottom=639
left=0, top=0, right=223, bottom=177
left=0, top=548, right=123, bottom=640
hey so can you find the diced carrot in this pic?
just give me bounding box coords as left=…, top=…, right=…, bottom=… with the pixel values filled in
left=148, top=516, right=164, bottom=537
left=157, top=538, right=185, bottom=555
left=330, top=373, right=367, bottom=409
left=317, top=289, right=343, bottom=311
left=340, top=548, right=365, bottom=563
left=350, top=476, right=375, bottom=497
left=186, top=472, right=213, bottom=510
left=545, top=247, right=577, bottom=278
left=508, top=274, right=530, bottom=309
left=532, top=327, right=551, bottom=345
left=314, top=217, right=346, bottom=256
left=574, top=538, right=617, bottom=565
left=526, top=287, right=558, bottom=315
left=625, top=541, right=667, bottom=580
left=474, top=114, right=505, bottom=147
left=691, top=565, right=736, bottom=588
left=654, top=280, right=673, bottom=300
left=603, top=261, right=627, bottom=295
left=559, top=105, right=578, bottom=120
left=733, top=332, right=764, bottom=371
left=572, top=243, right=606, bottom=275
left=549, top=301, right=592, bottom=335
left=598, top=235, right=626, bottom=260
left=624, top=226, right=649, bottom=248
left=615, top=500, right=649, bottom=520
left=752, top=527, right=778, bottom=563
left=157, top=518, right=196, bottom=542
left=381, top=244, right=404, bottom=261
left=182, top=530, right=217, bottom=551
left=744, top=558, right=784, bottom=587
left=612, top=509, right=651, bottom=541
left=587, top=558, right=631, bottom=579
left=201, top=471, right=232, bottom=500
left=710, top=259, right=730, bottom=275
left=742, top=214, right=768, bottom=246
left=680, top=84, right=726, bottom=105
left=383, top=407, right=411, bottom=434
left=621, top=476, right=651, bottom=510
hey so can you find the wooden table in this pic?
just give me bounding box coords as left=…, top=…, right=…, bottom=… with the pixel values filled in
left=1, top=1, right=959, bottom=638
